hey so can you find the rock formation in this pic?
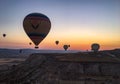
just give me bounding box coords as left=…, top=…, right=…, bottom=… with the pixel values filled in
left=0, top=49, right=120, bottom=84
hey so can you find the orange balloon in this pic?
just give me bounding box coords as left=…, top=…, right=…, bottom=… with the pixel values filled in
left=23, top=13, right=51, bottom=48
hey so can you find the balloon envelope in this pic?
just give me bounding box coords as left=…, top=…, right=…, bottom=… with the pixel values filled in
left=23, top=13, right=51, bottom=48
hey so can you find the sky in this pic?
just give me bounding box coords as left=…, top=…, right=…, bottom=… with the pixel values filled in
left=0, top=0, right=120, bottom=50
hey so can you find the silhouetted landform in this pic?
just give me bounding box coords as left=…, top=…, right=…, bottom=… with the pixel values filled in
left=0, top=49, right=30, bottom=58
left=0, top=49, right=120, bottom=84
left=0, top=48, right=79, bottom=58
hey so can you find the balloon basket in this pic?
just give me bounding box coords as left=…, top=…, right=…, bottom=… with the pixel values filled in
left=35, top=46, right=39, bottom=49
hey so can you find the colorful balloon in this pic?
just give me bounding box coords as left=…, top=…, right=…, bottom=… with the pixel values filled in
left=23, top=13, right=51, bottom=49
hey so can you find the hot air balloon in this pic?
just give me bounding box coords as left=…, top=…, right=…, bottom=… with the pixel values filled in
left=68, top=45, right=70, bottom=47
left=3, top=34, right=6, bottom=37
left=91, top=43, right=100, bottom=53
left=29, top=42, right=32, bottom=45
left=63, top=45, right=69, bottom=51
left=23, top=13, right=51, bottom=49
left=19, top=49, right=22, bottom=53
left=55, top=40, right=59, bottom=45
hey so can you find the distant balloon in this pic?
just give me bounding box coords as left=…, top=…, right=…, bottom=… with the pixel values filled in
left=23, top=13, right=51, bottom=49
left=91, top=43, right=100, bottom=52
left=29, top=42, right=32, bottom=45
left=68, top=45, right=70, bottom=47
left=3, top=34, right=6, bottom=37
left=63, top=45, right=69, bottom=51
left=55, top=40, right=59, bottom=45
left=19, top=49, right=22, bottom=53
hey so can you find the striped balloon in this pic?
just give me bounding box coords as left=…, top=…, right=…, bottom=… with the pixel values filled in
left=23, top=13, right=51, bottom=48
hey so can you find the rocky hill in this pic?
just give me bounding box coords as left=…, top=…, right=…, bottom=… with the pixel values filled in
left=0, top=49, right=120, bottom=84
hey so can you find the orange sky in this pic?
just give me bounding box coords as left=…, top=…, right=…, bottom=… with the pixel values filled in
left=0, top=30, right=119, bottom=50
left=0, top=0, right=120, bottom=50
